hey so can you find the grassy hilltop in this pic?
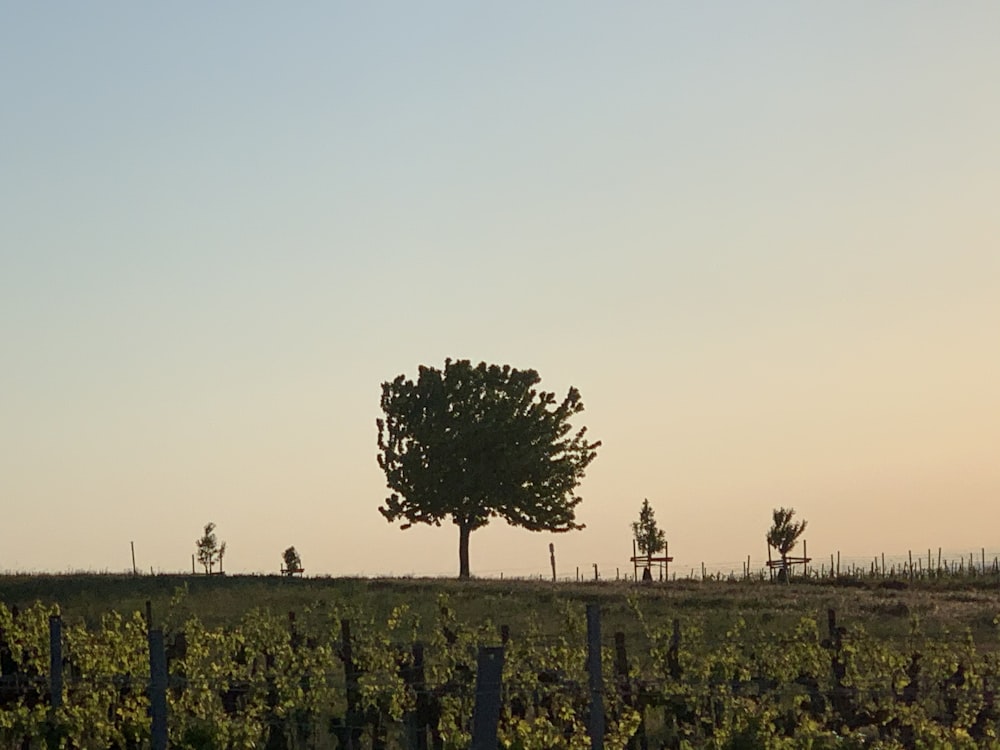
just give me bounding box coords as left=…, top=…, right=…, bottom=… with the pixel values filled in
left=1, top=573, right=998, bottom=646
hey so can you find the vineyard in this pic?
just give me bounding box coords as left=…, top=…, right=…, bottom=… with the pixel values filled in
left=3, top=580, right=1000, bottom=749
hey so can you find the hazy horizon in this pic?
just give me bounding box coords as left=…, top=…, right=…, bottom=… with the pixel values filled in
left=3, top=3, right=998, bottom=579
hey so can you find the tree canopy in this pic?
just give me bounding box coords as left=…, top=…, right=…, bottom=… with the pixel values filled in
left=376, top=359, right=601, bottom=578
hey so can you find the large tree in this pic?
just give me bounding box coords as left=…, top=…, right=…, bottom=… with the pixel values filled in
left=377, top=359, right=601, bottom=578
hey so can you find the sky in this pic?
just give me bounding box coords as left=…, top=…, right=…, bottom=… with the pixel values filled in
left=2, top=3, right=998, bottom=578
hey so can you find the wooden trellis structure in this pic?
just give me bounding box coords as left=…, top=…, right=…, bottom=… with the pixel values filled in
left=766, top=540, right=810, bottom=580
left=630, top=539, right=673, bottom=581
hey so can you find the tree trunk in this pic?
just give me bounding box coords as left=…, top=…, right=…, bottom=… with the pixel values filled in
left=458, top=524, right=471, bottom=579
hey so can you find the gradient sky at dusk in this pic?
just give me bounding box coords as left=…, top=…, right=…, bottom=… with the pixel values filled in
left=3, top=3, right=998, bottom=577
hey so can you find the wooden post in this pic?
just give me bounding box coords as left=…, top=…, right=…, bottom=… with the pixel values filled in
left=192, top=554, right=196, bottom=574
left=586, top=604, right=605, bottom=750
left=613, top=632, right=629, bottom=697
left=593, top=563, right=599, bottom=581
left=550, top=543, right=557, bottom=582
left=632, top=539, right=638, bottom=581
left=614, top=632, right=643, bottom=750
left=882, top=553, right=886, bottom=578
left=404, top=641, right=428, bottom=750
left=470, top=647, right=505, bottom=750
left=131, top=541, right=138, bottom=576
left=576, top=566, right=580, bottom=582
left=908, top=550, right=913, bottom=580
left=49, top=615, right=62, bottom=709
left=836, top=551, right=840, bottom=577
left=148, top=629, right=168, bottom=750
left=340, top=619, right=363, bottom=750
left=666, top=619, right=682, bottom=678
left=938, top=547, right=942, bottom=573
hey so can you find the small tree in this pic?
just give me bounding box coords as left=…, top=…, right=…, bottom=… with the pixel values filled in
left=282, top=546, right=302, bottom=575
left=632, top=498, right=666, bottom=556
left=196, top=522, right=225, bottom=574
left=766, top=507, right=807, bottom=580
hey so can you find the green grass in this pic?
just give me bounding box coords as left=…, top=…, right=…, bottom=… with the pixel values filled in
left=2, top=572, right=999, bottom=649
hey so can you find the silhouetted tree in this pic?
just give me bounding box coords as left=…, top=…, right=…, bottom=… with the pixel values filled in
left=196, top=522, right=225, bottom=574
left=377, top=359, right=601, bottom=578
left=766, top=507, right=807, bottom=580
left=282, top=546, right=302, bottom=575
left=632, top=498, right=666, bottom=557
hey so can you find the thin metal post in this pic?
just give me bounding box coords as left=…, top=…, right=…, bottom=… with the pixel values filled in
left=586, top=603, right=605, bottom=750
left=470, top=646, right=505, bottom=750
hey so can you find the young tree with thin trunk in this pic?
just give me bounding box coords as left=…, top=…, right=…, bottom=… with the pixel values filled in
left=377, top=359, right=601, bottom=578
left=195, top=522, right=225, bottom=574
left=632, top=498, right=666, bottom=557
left=766, top=507, right=807, bottom=581
left=282, top=546, right=302, bottom=575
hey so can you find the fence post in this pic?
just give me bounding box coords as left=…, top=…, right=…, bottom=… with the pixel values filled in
left=46, top=614, right=65, bottom=749
left=340, top=620, right=363, bottom=750
left=148, top=628, right=168, bottom=750
left=48, top=615, right=63, bottom=709
left=586, top=603, right=605, bottom=750
left=614, top=632, right=643, bottom=750
left=403, top=641, right=428, bottom=750
left=470, top=646, right=505, bottom=750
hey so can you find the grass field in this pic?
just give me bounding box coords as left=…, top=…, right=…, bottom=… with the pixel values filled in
left=2, top=572, right=998, bottom=646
